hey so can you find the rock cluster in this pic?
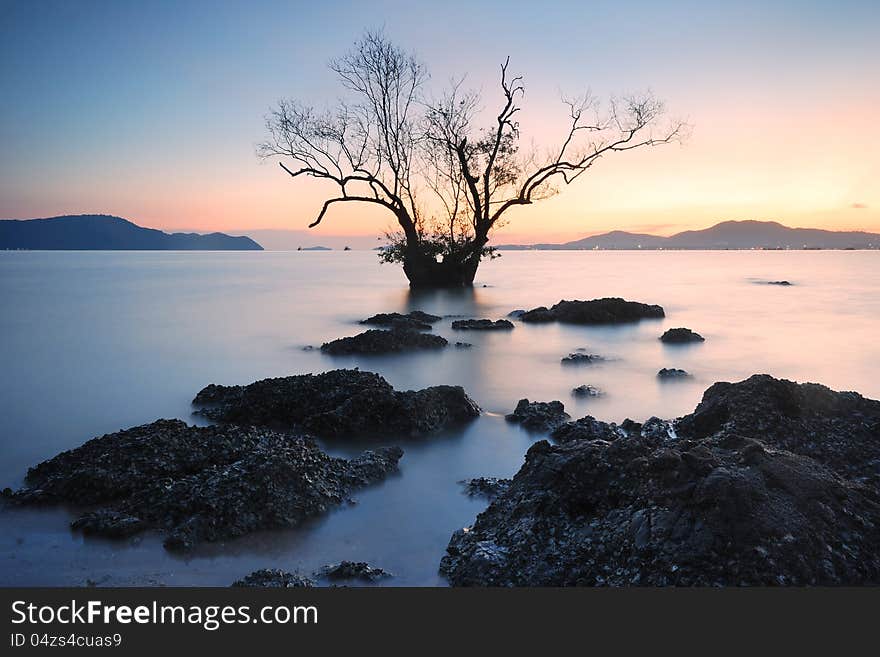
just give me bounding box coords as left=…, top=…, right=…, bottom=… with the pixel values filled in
left=440, top=375, right=880, bottom=586
left=460, top=477, right=512, bottom=499
left=658, top=368, right=690, bottom=379
left=321, top=328, right=447, bottom=354
left=318, top=561, right=392, bottom=582
left=3, top=419, right=403, bottom=551
left=194, top=369, right=480, bottom=438
left=520, top=298, right=665, bottom=324
left=232, top=569, right=315, bottom=588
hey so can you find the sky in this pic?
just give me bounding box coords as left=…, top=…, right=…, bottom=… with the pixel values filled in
left=1, top=0, right=879, bottom=245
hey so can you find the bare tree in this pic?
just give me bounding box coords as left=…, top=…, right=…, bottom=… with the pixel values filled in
left=259, top=32, right=686, bottom=287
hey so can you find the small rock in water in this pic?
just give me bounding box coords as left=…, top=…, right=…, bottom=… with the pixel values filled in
left=321, top=328, right=447, bottom=354
left=360, top=311, right=441, bottom=331
left=451, top=318, right=515, bottom=330
left=459, top=477, right=511, bottom=499
left=232, top=569, right=315, bottom=588
left=505, top=399, right=570, bottom=432
left=318, top=561, right=392, bottom=582
left=572, top=385, right=603, bottom=398
left=660, top=328, right=705, bottom=343
left=455, top=342, right=473, bottom=348
left=767, top=280, right=792, bottom=286
left=562, top=353, right=603, bottom=365
left=521, top=298, right=665, bottom=324
left=658, top=368, right=690, bottom=379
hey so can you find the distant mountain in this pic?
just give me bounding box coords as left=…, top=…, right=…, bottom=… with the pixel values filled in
left=496, top=221, right=880, bottom=250
left=0, top=215, right=263, bottom=250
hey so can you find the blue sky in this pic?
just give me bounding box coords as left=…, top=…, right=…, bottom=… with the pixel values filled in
left=1, top=0, right=878, bottom=241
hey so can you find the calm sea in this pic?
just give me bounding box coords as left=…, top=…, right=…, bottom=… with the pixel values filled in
left=1, top=250, right=878, bottom=585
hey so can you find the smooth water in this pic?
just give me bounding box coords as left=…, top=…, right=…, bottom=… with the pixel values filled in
left=1, top=250, right=878, bottom=585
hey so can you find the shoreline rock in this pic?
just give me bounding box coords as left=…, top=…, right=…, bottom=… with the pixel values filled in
left=4, top=420, right=404, bottom=551
left=194, top=369, right=480, bottom=438
left=233, top=569, right=315, bottom=588
left=440, top=375, right=880, bottom=586
left=459, top=477, right=512, bottom=499
left=520, top=298, right=665, bottom=325
left=318, top=561, right=392, bottom=582
left=321, top=328, right=447, bottom=354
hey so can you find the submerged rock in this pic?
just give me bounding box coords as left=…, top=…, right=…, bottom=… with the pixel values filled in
left=658, top=368, right=690, bottom=379
left=360, top=311, right=441, bottom=331
left=454, top=342, right=473, bottom=349
left=4, top=420, right=403, bottom=550
left=660, top=328, right=705, bottom=343
left=505, top=399, right=570, bottom=432
left=520, top=298, right=665, bottom=324
left=233, top=569, right=315, bottom=588
left=194, top=369, right=480, bottom=438
left=321, top=328, right=447, bottom=354
left=767, top=280, right=792, bottom=286
left=440, top=375, right=880, bottom=586
left=459, top=477, right=512, bottom=499
left=318, top=561, right=392, bottom=582
left=562, top=353, right=603, bottom=365
left=451, top=319, right=514, bottom=330
left=572, top=385, right=603, bottom=398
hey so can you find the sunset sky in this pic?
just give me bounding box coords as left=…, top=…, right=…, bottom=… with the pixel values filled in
left=1, top=0, right=878, bottom=245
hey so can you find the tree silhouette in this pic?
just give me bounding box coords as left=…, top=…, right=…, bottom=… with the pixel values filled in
left=260, top=32, right=686, bottom=287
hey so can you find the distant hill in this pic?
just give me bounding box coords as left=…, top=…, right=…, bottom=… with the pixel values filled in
left=0, top=215, right=263, bottom=250
left=497, top=220, right=880, bottom=250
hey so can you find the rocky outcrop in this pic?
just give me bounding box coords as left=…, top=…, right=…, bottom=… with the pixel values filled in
left=3, top=420, right=403, bottom=551
left=460, top=477, right=512, bottom=499
left=551, top=415, right=622, bottom=443
left=520, top=298, right=665, bottom=324
left=233, top=569, right=315, bottom=588
left=505, top=399, right=570, bottom=432
left=660, top=328, right=705, bottom=343
left=318, top=561, right=392, bottom=582
left=360, top=311, right=441, bottom=331
left=658, top=368, right=690, bottom=379
left=321, top=328, right=447, bottom=354
left=194, top=369, right=480, bottom=438
left=440, top=375, right=880, bottom=586
left=451, top=319, right=515, bottom=330
left=572, top=385, right=603, bottom=397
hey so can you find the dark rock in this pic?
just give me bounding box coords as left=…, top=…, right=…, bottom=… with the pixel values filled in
left=7, top=419, right=403, bottom=550
left=658, top=368, right=690, bottom=379
left=318, top=561, right=392, bottom=582
left=70, top=510, right=147, bottom=538
left=572, top=385, right=603, bottom=398
left=451, top=319, right=515, bottom=330
left=440, top=375, right=880, bottom=586
left=521, top=298, right=664, bottom=324
left=767, top=280, right=792, bottom=286
left=460, top=477, right=512, bottom=499
left=676, top=374, right=880, bottom=485
left=506, top=399, right=570, bottom=432
left=233, top=569, right=315, bottom=588
left=455, top=342, right=473, bottom=348
left=507, top=309, right=527, bottom=318
left=321, top=328, right=447, bottom=354
left=194, top=369, right=480, bottom=438
left=360, top=311, right=441, bottom=331
left=551, top=416, right=620, bottom=443
left=660, top=328, right=705, bottom=343
left=562, top=353, right=603, bottom=365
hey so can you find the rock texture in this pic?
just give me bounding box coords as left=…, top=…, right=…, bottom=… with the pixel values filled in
left=321, top=328, right=447, bottom=354
left=520, top=298, right=665, bottom=324
left=318, top=561, right=392, bottom=582
left=572, top=385, right=603, bottom=398
left=440, top=375, right=880, bottom=586
left=658, top=368, right=690, bottom=379
left=451, top=319, right=515, bottom=330
left=505, top=399, right=570, bottom=432
left=660, top=328, right=705, bottom=343
left=232, top=569, right=315, bottom=588
left=194, top=369, right=480, bottom=438
left=562, top=353, right=603, bottom=365
left=3, top=420, right=403, bottom=550
left=360, top=311, right=441, bottom=331
left=460, top=477, right=512, bottom=499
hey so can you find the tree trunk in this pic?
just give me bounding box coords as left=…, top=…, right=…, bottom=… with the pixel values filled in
left=403, top=251, right=480, bottom=288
